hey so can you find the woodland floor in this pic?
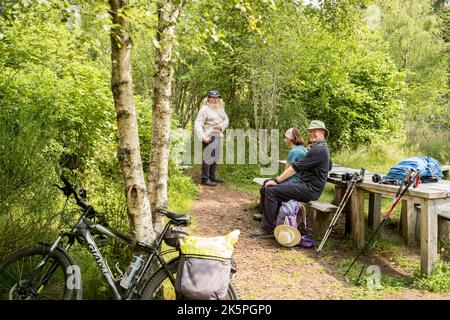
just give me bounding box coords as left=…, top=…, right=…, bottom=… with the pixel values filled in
left=188, top=170, right=450, bottom=300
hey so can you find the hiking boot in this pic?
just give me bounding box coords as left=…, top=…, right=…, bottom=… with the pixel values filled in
left=210, top=177, right=224, bottom=183
left=249, top=228, right=274, bottom=238
left=201, top=179, right=217, bottom=187
left=253, top=213, right=263, bottom=221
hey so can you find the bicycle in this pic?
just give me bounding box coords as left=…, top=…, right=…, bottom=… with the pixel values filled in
left=0, top=175, right=240, bottom=300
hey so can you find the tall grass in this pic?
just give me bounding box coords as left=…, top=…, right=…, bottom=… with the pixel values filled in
left=332, top=139, right=419, bottom=174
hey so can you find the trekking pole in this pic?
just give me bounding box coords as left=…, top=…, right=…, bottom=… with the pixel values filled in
left=316, top=168, right=365, bottom=253
left=344, top=169, right=421, bottom=281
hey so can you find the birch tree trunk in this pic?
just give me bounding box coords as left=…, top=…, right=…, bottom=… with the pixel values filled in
left=109, top=0, right=155, bottom=244
left=148, top=0, right=184, bottom=233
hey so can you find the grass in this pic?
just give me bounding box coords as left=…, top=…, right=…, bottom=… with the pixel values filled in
left=412, top=261, right=450, bottom=293
left=168, top=170, right=198, bottom=213
left=203, top=139, right=450, bottom=296
left=217, top=163, right=263, bottom=195
left=337, top=257, right=410, bottom=298
left=332, top=139, right=419, bottom=174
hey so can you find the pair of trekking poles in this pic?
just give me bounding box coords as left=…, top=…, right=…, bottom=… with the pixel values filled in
left=316, top=168, right=421, bottom=282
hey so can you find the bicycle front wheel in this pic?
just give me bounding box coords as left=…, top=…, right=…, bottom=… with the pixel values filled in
left=140, top=258, right=240, bottom=300
left=0, top=245, right=74, bottom=300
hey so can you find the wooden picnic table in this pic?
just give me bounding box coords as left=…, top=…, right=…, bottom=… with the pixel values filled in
left=327, top=165, right=450, bottom=275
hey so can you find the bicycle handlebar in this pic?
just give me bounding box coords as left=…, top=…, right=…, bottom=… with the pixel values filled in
left=59, top=175, right=94, bottom=215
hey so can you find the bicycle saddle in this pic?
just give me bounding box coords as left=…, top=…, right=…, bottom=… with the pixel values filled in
left=154, top=208, right=191, bottom=222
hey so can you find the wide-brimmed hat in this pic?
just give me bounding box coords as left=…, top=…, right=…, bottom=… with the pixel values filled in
left=307, top=120, right=329, bottom=137
left=207, top=90, right=221, bottom=98
left=274, top=224, right=302, bottom=247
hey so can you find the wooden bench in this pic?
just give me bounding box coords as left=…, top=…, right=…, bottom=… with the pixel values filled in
left=401, top=203, right=450, bottom=245
left=308, top=200, right=338, bottom=236
left=252, top=178, right=338, bottom=236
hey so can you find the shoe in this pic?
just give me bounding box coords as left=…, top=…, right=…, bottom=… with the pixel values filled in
left=249, top=228, right=274, bottom=238
left=202, top=179, right=217, bottom=186
left=210, top=177, right=224, bottom=183
left=253, top=213, right=263, bottom=221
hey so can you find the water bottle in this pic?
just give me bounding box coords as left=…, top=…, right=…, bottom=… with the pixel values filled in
left=119, top=255, right=144, bottom=289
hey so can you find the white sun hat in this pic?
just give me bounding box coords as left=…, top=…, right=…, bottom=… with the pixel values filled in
left=274, top=217, right=302, bottom=247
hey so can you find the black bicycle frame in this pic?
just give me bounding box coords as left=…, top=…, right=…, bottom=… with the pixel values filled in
left=42, top=210, right=176, bottom=300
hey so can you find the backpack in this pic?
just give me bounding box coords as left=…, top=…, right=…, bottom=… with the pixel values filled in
left=275, top=200, right=316, bottom=248
left=175, top=230, right=239, bottom=300
left=385, top=156, right=443, bottom=183
left=276, top=199, right=299, bottom=227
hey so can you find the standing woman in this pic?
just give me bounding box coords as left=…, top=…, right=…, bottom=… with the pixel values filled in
left=255, top=128, right=307, bottom=220
left=194, top=90, right=229, bottom=186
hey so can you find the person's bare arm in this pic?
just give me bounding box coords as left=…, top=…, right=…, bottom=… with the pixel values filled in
left=265, top=166, right=296, bottom=187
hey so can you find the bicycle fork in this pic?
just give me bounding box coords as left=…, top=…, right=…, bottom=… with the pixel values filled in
left=31, top=232, right=74, bottom=294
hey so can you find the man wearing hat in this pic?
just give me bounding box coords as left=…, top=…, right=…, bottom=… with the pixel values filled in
left=194, top=90, right=229, bottom=186
left=250, top=120, right=332, bottom=237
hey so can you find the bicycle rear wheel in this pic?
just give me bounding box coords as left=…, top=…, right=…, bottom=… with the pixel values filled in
left=140, top=258, right=240, bottom=300
left=0, top=245, right=74, bottom=300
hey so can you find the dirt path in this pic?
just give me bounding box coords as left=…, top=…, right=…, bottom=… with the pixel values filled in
left=189, top=173, right=450, bottom=300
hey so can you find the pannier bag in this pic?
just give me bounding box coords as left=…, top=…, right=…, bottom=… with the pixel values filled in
left=175, top=229, right=240, bottom=300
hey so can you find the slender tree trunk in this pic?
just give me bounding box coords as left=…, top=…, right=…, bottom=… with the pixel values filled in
left=148, top=0, right=184, bottom=233
left=252, top=85, right=260, bottom=133
left=109, top=0, right=155, bottom=244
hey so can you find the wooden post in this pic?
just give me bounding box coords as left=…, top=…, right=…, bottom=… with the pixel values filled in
left=368, top=193, right=382, bottom=228
left=333, top=185, right=351, bottom=236
left=333, top=185, right=342, bottom=205
left=311, top=207, right=318, bottom=234
left=420, top=199, right=438, bottom=275
left=401, top=199, right=417, bottom=246
left=350, top=188, right=365, bottom=250
left=316, top=212, right=330, bottom=236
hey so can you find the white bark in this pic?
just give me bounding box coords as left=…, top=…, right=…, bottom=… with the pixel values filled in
left=148, top=0, right=184, bottom=233
left=109, top=0, right=156, bottom=244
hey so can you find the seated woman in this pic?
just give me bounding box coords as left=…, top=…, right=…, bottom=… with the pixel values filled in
left=254, top=128, right=307, bottom=220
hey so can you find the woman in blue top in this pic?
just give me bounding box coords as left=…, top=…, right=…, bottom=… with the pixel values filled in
left=284, top=128, right=308, bottom=182
left=255, top=128, right=307, bottom=220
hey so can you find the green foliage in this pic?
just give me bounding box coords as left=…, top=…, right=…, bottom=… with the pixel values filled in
left=168, top=165, right=198, bottom=213
left=0, top=0, right=198, bottom=256
left=0, top=0, right=448, bottom=299
left=338, top=258, right=411, bottom=297
left=0, top=1, right=115, bottom=257
left=173, top=1, right=407, bottom=151
left=0, top=104, right=60, bottom=257
left=217, top=164, right=262, bottom=193
left=413, top=261, right=450, bottom=293
left=332, top=139, right=418, bottom=174
left=379, top=0, right=449, bottom=160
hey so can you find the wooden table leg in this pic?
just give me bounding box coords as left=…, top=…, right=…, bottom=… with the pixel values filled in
left=334, top=185, right=351, bottom=236
left=368, top=193, right=382, bottom=229
left=420, top=199, right=438, bottom=275
left=401, top=199, right=417, bottom=246
left=350, top=188, right=365, bottom=250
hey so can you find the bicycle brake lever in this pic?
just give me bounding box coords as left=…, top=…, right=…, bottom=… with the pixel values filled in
left=53, top=184, right=73, bottom=197
left=79, top=188, right=87, bottom=202
left=52, top=184, right=65, bottom=191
